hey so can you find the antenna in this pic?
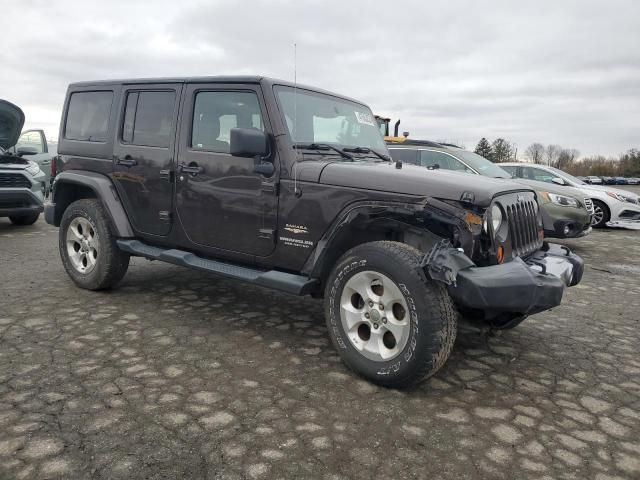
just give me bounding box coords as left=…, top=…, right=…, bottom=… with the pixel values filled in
left=293, top=43, right=301, bottom=196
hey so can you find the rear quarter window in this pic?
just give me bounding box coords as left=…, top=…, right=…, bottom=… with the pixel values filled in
left=64, top=91, right=113, bottom=142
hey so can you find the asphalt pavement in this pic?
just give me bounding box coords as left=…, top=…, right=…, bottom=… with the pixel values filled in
left=1, top=193, right=639, bottom=479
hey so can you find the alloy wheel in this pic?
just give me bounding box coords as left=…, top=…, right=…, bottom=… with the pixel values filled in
left=592, top=204, right=604, bottom=226
left=66, top=216, right=99, bottom=274
left=339, top=270, right=411, bottom=362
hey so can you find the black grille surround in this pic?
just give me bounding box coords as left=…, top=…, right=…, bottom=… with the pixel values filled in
left=494, top=191, right=543, bottom=259
left=0, top=172, right=31, bottom=189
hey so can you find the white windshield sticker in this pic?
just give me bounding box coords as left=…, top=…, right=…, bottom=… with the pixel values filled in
left=354, top=111, right=375, bottom=126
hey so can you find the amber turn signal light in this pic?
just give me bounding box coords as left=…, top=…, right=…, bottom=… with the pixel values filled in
left=496, top=245, right=504, bottom=264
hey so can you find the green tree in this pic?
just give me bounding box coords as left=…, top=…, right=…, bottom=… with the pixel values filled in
left=474, top=138, right=493, bottom=160
left=491, top=138, right=513, bottom=163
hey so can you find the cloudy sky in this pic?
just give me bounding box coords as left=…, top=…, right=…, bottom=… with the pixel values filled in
left=2, top=0, right=639, bottom=157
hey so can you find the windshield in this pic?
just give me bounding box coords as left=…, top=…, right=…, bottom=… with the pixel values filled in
left=274, top=86, right=387, bottom=153
left=546, top=166, right=586, bottom=185
left=456, top=151, right=512, bottom=178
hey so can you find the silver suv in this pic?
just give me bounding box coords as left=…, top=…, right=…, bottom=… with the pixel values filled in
left=0, top=100, right=46, bottom=225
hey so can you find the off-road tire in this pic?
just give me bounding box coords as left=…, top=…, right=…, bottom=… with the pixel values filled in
left=324, top=241, right=457, bottom=388
left=591, top=199, right=610, bottom=228
left=9, top=213, right=40, bottom=225
left=59, top=199, right=130, bottom=290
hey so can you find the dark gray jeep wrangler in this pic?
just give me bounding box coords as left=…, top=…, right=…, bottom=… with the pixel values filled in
left=46, top=76, right=583, bottom=387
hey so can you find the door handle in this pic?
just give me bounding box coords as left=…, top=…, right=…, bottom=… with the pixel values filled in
left=178, top=162, right=202, bottom=175
left=116, top=155, right=138, bottom=167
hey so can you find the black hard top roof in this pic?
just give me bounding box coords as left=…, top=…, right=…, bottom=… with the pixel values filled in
left=68, top=76, right=366, bottom=105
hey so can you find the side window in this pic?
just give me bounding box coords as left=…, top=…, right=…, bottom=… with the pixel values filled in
left=500, top=165, right=516, bottom=177
left=15, top=131, right=45, bottom=153
left=388, top=148, right=418, bottom=164
left=420, top=150, right=467, bottom=171
left=64, top=91, right=113, bottom=142
left=191, top=91, right=264, bottom=153
left=445, top=156, right=470, bottom=172
left=523, top=167, right=555, bottom=183
left=121, top=91, right=175, bottom=148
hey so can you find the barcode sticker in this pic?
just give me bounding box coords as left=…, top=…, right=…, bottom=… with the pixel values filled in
left=354, top=111, right=375, bottom=126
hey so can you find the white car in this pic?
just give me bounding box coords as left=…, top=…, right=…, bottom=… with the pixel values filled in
left=501, top=163, right=640, bottom=228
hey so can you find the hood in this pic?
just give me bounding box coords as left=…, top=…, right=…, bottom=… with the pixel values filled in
left=319, top=162, right=532, bottom=207
left=0, top=155, right=33, bottom=170
left=512, top=179, right=586, bottom=200
left=0, top=100, right=25, bottom=150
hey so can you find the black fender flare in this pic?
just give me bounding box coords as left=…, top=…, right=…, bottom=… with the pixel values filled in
left=302, top=198, right=478, bottom=280
left=47, top=170, right=134, bottom=237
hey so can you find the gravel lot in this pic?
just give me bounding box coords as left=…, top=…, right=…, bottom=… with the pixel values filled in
left=1, top=188, right=639, bottom=479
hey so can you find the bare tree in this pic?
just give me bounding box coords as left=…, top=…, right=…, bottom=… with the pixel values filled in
left=525, top=143, right=545, bottom=164
left=544, top=144, right=562, bottom=166
left=555, top=148, right=580, bottom=170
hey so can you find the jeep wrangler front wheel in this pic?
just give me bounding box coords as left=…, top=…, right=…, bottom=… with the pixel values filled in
left=325, top=241, right=457, bottom=388
left=59, top=199, right=130, bottom=290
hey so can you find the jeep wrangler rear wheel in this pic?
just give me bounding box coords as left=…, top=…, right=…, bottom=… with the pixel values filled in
left=9, top=213, right=40, bottom=225
left=59, top=199, right=130, bottom=290
left=325, top=241, right=457, bottom=388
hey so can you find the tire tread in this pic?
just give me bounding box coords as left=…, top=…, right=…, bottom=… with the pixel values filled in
left=59, top=199, right=129, bottom=290
left=325, top=240, right=457, bottom=388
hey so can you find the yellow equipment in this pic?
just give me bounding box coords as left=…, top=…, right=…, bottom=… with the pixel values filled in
left=375, top=115, right=409, bottom=143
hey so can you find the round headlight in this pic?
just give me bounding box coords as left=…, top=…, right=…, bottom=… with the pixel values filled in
left=490, top=205, right=503, bottom=232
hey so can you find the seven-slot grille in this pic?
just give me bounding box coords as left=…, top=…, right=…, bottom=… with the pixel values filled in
left=498, top=192, right=543, bottom=258
left=0, top=173, right=31, bottom=189
left=583, top=198, right=594, bottom=214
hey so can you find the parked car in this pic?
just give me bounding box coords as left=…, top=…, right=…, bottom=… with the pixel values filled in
left=612, top=176, right=628, bottom=185
left=500, top=163, right=640, bottom=227
left=627, top=178, right=640, bottom=185
left=0, top=100, right=47, bottom=225
left=585, top=176, right=603, bottom=185
left=6, top=129, right=56, bottom=192
left=45, top=76, right=583, bottom=387
left=387, top=141, right=593, bottom=239
left=601, top=176, right=616, bottom=185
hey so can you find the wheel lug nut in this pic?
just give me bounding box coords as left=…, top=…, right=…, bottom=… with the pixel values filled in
left=364, top=313, right=370, bottom=319
left=373, top=323, right=379, bottom=329
left=368, top=301, right=374, bottom=308
left=382, top=317, right=387, bottom=324
left=379, top=304, right=384, bottom=310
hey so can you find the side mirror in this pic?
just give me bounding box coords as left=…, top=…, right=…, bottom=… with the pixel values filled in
left=230, top=128, right=268, bottom=158
left=551, top=177, right=565, bottom=186
left=17, top=146, right=39, bottom=156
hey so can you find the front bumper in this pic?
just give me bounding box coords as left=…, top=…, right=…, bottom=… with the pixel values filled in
left=424, top=242, right=583, bottom=318
left=540, top=202, right=592, bottom=239
left=549, top=220, right=591, bottom=239
left=610, top=201, right=640, bottom=223
left=0, top=189, right=44, bottom=217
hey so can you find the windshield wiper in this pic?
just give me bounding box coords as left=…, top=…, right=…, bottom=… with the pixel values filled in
left=342, top=146, right=391, bottom=162
left=293, top=143, right=353, bottom=161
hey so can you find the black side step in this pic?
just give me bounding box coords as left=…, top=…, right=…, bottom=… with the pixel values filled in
left=116, top=239, right=317, bottom=296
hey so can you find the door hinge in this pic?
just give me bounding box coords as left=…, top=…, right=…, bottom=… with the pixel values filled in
left=159, top=211, right=171, bottom=221
left=261, top=181, right=279, bottom=195
left=258, top=228, right=275, bottom=240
